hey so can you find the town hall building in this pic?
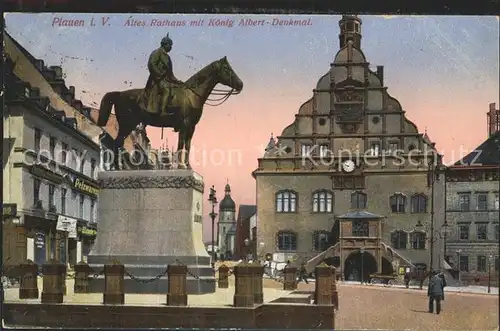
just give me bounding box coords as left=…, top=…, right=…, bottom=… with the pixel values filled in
left=252, top=15, right=446, bottom=280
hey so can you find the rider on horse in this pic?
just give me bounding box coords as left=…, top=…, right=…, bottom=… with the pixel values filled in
left=144, top=33, right=183, bottom=115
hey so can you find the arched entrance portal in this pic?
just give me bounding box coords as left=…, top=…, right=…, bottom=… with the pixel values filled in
left=381, top=257, right=394, bottom=275
left=344, top=251, right=377, bottom=281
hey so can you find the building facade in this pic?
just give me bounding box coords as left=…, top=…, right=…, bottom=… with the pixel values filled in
left=253, top=15, right=445, bottom=279
left=234, top=205, right=257, bottom=261
left=445, top=123, right=499, bottom=285
left=3, top=55, right=100, bottom=268
left=217, top=183, right=237, bottom=260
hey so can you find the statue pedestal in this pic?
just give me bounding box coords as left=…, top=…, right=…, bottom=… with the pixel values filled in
left=88, top=170, right=215, bottom=294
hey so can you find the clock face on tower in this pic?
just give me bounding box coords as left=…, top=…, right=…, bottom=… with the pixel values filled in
left=342, top=160, right=356, bottom=173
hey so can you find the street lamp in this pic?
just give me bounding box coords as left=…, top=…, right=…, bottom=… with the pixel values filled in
left=427, top=155, right=442, bottom=271
left=208, top=185, right=218, bottom=265
left=456, top=249, right=462, bottom=285
left=360, top=247, right=366, bottom=284
left=488, top=255, right=493, bottom=294
left=244, top=238, right=250, bottom=261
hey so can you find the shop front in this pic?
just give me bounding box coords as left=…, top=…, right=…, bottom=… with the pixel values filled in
left=24, top=214, right=57, bottom=267
left=78, top=224, right=97, bottom=262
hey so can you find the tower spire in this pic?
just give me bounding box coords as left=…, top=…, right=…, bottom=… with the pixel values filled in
left=339, top=15, right=362, bottom=49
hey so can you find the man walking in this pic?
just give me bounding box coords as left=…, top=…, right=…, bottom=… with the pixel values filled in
left=428, top=271, right=445, bottom=314
left=298, top=263, right=309, bottom=284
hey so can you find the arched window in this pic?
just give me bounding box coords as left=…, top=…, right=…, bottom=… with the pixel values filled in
left=313, top=231, right=330, bottom=251
left=390, top=230, right=408, bottom=249
left=411, top=194, right=427, bottom=213
left=275, top=190, right=297, bottom=213
left=276, top=231, right=297, bottom=251
left=312, top=190, right=334, bottom=213
left=410, top=232, right=426, bottom=250
left=351, top=191, right=367, bottom=209
left=390, top=193, right=406, bottom=213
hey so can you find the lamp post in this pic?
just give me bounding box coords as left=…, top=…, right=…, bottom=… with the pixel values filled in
left=488, top=254, right=493, bottom=294
left=208, top=185, right=218, bottom=265
left=427, top=155, right=442, bottom=271
left=442, top=220, right=450, bottom=263
left=244, top=238, right=250, bottom=262
left=360, top=247, right=365, bottom=284
left=456, top=249, right=462, bottom=285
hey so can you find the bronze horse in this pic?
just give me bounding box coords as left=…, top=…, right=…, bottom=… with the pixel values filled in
left=96, top=57, right=243, bottom=169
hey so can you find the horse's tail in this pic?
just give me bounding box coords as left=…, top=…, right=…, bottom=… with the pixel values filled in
left=97, top=91, right=121, bottom=126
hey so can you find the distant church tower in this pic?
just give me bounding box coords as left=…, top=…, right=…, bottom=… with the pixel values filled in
left=217, top=182, right=236, bottom=260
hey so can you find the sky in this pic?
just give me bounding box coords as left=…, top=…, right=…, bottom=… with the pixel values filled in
left=4, top=14, right=499, bottom=241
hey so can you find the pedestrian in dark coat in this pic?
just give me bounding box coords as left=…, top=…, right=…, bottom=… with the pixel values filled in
left=438, top=272, right=447, bottom=300
left=428, top=272, right=445, bottom=314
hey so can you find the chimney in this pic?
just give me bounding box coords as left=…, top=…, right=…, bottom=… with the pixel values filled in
left=487, top=102, right=500, bottom=137
left=49, top=66, right=63, bottom=80
left=34, top=59, right=44, bottom=72
left=376, top=66, right=384, bottom=85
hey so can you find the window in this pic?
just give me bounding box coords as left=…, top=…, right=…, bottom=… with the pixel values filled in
left=477, top=255, right=487, bottom=272
left=495, top=224, right=499, bottom=241
left=411, top=232, right=426, bottom=250
left=476, top=223, right=487, bottom=240
left=495, top=194, right=499, bottom=210
left=34, top=128, right=41, bottom=152
left=390, top=230, right=408, bottom=249
left=476, top=194, right=488, bottom=211
left=388, top=142, right=399, bottom=153
left=301, top=144, right=312, bottom=157
left=275, top=190, right=297, bottom=213
left=346, top=22, right=354, bottom=31
left=459, top=194, right=470, bottom=211
left=80, top=157, right=85, bottom=173
left=61, top=188, right=67, bottom=214
left=369, top=142, right=380, bottom=156
left=61, top=143, right=68, bottom=165
left=33, top=178, right=41, bottom=204
left=90, top=159, right=96, bottom=179
left=48, top=184, right=55, bottom=209
left=79, top=194, right=84, bottom=219
left=352, top=220, right=369, bottom=237
left=351, top=191, right=367, bottom=209
left=72, top=148, right=78, bottom=169
left=313, top=231, right=330, bottom=251
left=390, top=193, right=406, bottom=213
left=411, top=194, right=427, bottom=213
left=276, top=231, right=297, bottom=251
left=90, top=199, right=95, bottom=222
left=319, top=145, right=330, bottom=158
left=459, top=255, right=469, bottom=272
left=49, top=137, right=56, bottom=159
left=458, top=224, right=469, bottom=240
left=312, top=190, right=333, bottom=213
left=496, top=257, right=499, bottom=272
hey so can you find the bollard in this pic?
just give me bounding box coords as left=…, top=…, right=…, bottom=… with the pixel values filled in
left=103, top=263, right=125, bottom=305
left=314, top=263, right=333, bottom=305
left=251, top=262, right=264, bottom=304
left=74, top=261, right=93, bottom=293
left=41, top=259, right=66, bottom=304
left=233, top=261, right=254, bottom=307
left=166, top=264, right=188, bottom=306
left=283, top=265, right=297, bottom=291
left=19, top=259, right=39, bottom=299
left=331, top=266, right=339, bottom=309
left=218, top=264, right=230, bottom=289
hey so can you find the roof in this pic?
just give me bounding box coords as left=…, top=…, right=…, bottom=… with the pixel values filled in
left=219, top=183, right=236, bottom=211
left=336, top=210, right=384, bottom=219
left=454, top=131, right=500, bottom=166
left=236, top=205, right=257, bottom=224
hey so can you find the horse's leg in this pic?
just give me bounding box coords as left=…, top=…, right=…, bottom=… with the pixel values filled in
left=176, top=129, right=187, bottom=169
left=184, top=126, right=195, bottom=169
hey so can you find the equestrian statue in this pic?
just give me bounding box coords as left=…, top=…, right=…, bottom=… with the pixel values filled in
left=96, top=34, right=243, bottom=169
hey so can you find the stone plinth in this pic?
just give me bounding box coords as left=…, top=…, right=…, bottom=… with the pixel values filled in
left=88, top=170, right=215, bottom=294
